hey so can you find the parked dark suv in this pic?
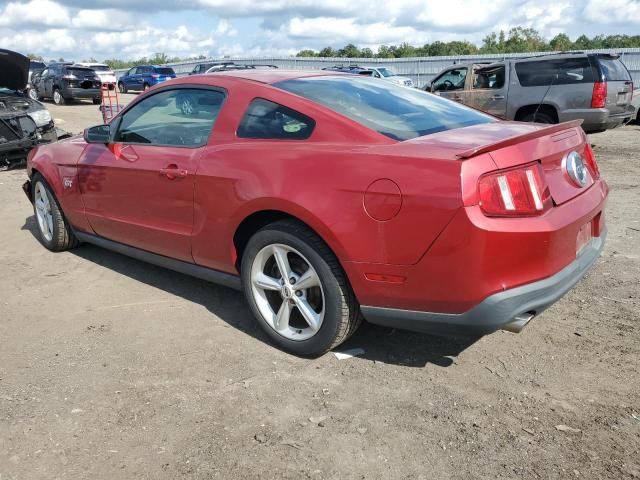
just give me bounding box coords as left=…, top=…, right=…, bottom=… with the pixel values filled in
left=31, top=63, right=101, bottom=105
left=426, top=53, right=634, bottom=133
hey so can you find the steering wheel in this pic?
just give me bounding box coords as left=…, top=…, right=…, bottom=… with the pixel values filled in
left=441, top=80, right=454, bottom=91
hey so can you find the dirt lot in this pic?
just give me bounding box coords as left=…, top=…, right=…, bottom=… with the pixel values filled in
left=0, top=98, right=639, bottom=479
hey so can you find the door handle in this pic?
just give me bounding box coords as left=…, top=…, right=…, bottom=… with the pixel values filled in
left=159, top=165, right=188, bottom=180
left=491, top=95, right=505, bottom=100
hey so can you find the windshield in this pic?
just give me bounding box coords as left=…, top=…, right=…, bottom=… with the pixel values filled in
left=275, top=76, right=494, bottom=141
left=377, top=68, right=395, bottom=77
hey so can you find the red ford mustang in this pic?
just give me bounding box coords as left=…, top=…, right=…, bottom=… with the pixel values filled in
left=23, top=70, right=608, bottom=356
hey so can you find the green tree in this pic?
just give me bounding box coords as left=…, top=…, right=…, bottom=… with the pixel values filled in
left=549, top=33, right=572, bottom=51
left=296, top=49, right=317, bottom=57
left=338, top=43, right=361, bottom=58
left=318, top=47, right=335, bottom=57
left=376, top=45, right=395, bottom=58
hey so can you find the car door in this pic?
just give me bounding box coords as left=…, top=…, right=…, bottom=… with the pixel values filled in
left=430, top=67, right=469, bottom=103
left=42, top=67, right=54, bottom=97
left=77, top=87, right=226, bottom=261
left=123, top=68, right=136, bottom=89
left=466, top=64, right=508, bottom=118
left=34, top=68, right=48, bottom=95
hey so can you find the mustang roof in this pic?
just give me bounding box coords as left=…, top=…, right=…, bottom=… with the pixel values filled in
left=208, top=69, right=338, bottom=84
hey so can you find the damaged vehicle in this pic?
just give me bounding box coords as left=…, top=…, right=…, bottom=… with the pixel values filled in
left=1, top=49, right=57, bottom=169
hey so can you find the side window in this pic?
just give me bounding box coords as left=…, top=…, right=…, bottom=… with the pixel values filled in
left=237, top=98, right=315, bottom=140
left=114, top=88, right=225, bottom=147
left=432, top=68, right=467, bottom=92
left=516, top=58, right=594, bottom=86
left=473, top=66, right=505, bottom=90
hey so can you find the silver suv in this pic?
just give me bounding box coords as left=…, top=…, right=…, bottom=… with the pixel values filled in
left=426, top=53, right=634, bottom=133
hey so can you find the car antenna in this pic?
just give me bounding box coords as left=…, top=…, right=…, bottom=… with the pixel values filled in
left=532, top=60, right=559, bottom=122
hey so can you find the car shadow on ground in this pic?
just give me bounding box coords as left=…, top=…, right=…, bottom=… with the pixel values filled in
left=22, top=215, right=480, bottom=368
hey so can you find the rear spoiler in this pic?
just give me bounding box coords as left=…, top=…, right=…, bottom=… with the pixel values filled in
left=456, top=120, right=584, bottom=159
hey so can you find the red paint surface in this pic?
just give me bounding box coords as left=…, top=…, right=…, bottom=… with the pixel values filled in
left=28, top=71, right=608, bottom=315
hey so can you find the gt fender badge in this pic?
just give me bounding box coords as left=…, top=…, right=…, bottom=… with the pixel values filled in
left=63, top=177, right=73, bottom=189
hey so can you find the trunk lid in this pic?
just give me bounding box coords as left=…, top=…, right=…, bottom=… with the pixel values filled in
left=403, top=120, right=592, bottom=205
left=483, top=121, right=592, bottom=205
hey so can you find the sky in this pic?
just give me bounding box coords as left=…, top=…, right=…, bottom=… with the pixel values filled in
left=0, top=0, right=639, bottom=61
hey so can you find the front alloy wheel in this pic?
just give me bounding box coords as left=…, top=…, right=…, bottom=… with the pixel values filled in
left=31, top=174, right=78, bottom=251
left=242, top=220, right=361, bottom=356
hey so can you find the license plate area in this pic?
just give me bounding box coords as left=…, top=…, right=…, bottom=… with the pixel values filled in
left=576, top=221, right=593, bottom=256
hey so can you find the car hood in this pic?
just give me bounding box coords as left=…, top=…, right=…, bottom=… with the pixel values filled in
left=0, top=49, right=30, bottom=91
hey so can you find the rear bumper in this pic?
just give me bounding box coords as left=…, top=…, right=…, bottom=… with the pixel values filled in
left=361, top=231, right=606, bottom=336
left=560, top=108, right=632, bottom=132
left=62, top=87, right=101, bottom=99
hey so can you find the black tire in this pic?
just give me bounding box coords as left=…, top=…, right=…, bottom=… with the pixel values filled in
left=143, top=83, right=150, bottom=91
left=52, top=88, right=65, bottom=105
left=241, top=220, right=361, bottom=356
left=520, top=111, right=555, bottom=124
left=92, top=97, right=101, bottom=105
left=118, top=82, right=127, bottom=94
left=31, top=173, right=78, bottom=252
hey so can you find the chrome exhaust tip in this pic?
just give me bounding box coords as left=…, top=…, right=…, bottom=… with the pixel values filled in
left=502, top=313, right=535, bottom=333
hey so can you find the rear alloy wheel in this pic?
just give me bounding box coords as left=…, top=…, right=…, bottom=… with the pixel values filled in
left=52, top=88, right=65, bottom=105
left=32, top=174, right=78, bottom=251
left=118, top=82, right=127, bottom=94
left=242, top=220, right=361, bottom=356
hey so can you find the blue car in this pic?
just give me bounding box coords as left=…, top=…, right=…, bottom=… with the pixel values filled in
left=117, top=65, right=176, bottom=93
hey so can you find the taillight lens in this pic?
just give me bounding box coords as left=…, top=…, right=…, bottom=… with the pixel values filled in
left=478, top=162, right=552, bottom=217
left=591, top=81, right=607, bottom=108
left=582, top=143, right=600, bottom=179
left=62, top=74, right=77, bottom=80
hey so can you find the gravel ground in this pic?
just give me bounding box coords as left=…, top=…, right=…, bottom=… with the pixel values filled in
left=0, top=100, right=639, bottom=480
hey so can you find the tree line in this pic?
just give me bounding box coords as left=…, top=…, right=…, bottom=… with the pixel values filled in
left=295, top=28, right=640, bottom=58
left=26, top=28, right=640, bottom=69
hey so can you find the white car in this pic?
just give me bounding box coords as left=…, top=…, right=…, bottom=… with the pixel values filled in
left=75, top=62, right=117, bottom=84
left=364, top=66, right=414, bottom=87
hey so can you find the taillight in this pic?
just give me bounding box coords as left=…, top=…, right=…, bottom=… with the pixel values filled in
left=591, top=81, right=607, bottom=108
left=62, top=74, right=77, bottom=80
left=151, top=74, right=160, bottom=79
left=582, top=143, right=600, bottom=179
left=478, top=162, right=552, bottom=217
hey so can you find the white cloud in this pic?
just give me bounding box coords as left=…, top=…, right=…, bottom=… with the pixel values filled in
left=0, top=0, right=70, bottom=27
left=0, top=0, right=637, bottom=61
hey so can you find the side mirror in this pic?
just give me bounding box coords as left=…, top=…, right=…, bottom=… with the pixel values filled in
left=84, top=124, right=110, bottom=144
left=424, top=84, right=432, bottom=92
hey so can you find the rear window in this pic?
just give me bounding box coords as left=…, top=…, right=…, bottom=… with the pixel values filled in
left=155, top=67, right=175, bottom=75
left=91, top=65, right=110, bottom=72
left=275, top=76, right=494, bottom=141
left=237, top=98, right=315, bottom=140
left=30, top=61, right=45, bottom=70
left=597, top=58, right=631, bottom=81
left=66, top=68, right=94, bottom=77
left=516, top=58, right=594, bottom=86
